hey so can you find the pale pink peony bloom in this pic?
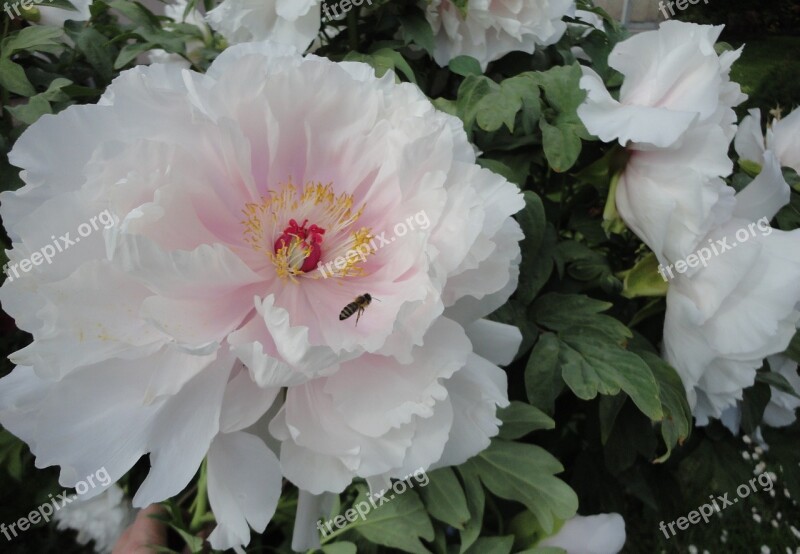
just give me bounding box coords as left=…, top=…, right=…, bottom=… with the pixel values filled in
left=735, top=107, right=800, bottom=174
left=0, top=42, right=523, bottom=552
left=423, top=0, right=573, bottom=71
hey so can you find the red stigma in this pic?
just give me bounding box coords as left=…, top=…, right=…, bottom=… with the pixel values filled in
left=274, top=219, right=326, bottom=272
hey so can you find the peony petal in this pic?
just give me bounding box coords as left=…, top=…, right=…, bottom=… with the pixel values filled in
left=207, top=431, right=283, bottom=551
left=539, top=513, right=626, bottom=553
left=733, top=151, right=791, bottom=222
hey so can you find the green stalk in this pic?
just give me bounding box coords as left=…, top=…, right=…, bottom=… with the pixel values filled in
left=189, top=459, right=209, bottom=532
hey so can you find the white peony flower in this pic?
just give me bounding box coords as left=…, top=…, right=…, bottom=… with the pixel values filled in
left=0, top=41, right=523, bottom=552
left=54, top=485, right=135, bottom=554
left=578, top=21, right=746, bottom=266
left=578, top=21, right=744, bottom=149
left=577, top=21, right=800, bottom=425
left=720, top=356, right=800, bottom=435
left=662, top=155, right=800, bottom=425
left=735, top=107, right=800, bottom=174
left=538, top=513, right=626, bottom=554
left=207, top=0, right=322, bottom=52
left=423, top=0, right=574, bottom=71
left=614, top=124, right=737, bottom=268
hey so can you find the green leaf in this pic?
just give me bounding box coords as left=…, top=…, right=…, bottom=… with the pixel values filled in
left=6, top=77, right=72, bottom=125
left=621, top=252, right=669, bottom=299
left=502, top=73, right=542, bottom=128
left=115, top=42, right=157, bottom=70
left=637, top=351, right=692, bottom=462
left=463, top=536, right=514, bottom=554
left=370, top=48, right=417, bottom=83
left=558, top=330, right=663, bottom=421
left=321, top=543, right=357, bottom=554
left=519, top=224, right=556, bottom=303
left=108, top=0, right=161, bottom=27
left=473, top=74, right=541, bottom=133
left=540, top=118, right=582, bottom=173
left=464, top=440, right=578, bottom=534
left=554, top=240, right=616, bottom=286
left=169, top=525, right=204, bottom=554
left=74, top=27, right=114, bottom=82
left=1, top=26, right=63, bottom=57
left=497, top=401, right=555, bottom=439
left=478, top=156, right=529, bottom=187
left=6, top=94, right=51, bottom=125
left=399, top=11, right=435, bottom=55
left=455, top=75, right=494, bottom=133
left=352, top=486, right=434, bottom=554
left=533, top=64, right=589, bottom=172
left=534, top=64, right=587, bottom=114
left=476, top=87, right=522, bottom=132
left=525, top=333, right=563, bottom=414
left=432, top=97, right=458, bottom=118
left=344, top=49, right=416, bottom=84
left=756, top=370, right=800, bottom=399
left=598, top=393, right=627, bottom=445
left=457, top=467, right=484, bottom=553
left=529, top=295, right=662, bottom=420
left=533, top=293, right=629, bottom=343
left=0, top=58, right=35, bottom=96
left=418, top=468, right=470, bottom=530
left=516, top=191, right=546, bottom=305
left=448, top=56, right=482, bottom=76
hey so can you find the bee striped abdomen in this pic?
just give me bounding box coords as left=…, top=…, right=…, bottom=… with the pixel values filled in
left=339, top=303, right=358, bottom=320
left=340, top=293, right=372, bottom=324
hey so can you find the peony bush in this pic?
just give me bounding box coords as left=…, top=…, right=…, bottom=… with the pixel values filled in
left=0, top=1, right=798, bottom=553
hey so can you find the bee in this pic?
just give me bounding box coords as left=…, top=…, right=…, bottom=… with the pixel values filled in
left=339, top=293, right=376, bottom=325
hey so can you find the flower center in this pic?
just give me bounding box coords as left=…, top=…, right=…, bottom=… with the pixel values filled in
left=242, top=180, right=376, bottom=282
left=273, top=218, right=325, bottom=273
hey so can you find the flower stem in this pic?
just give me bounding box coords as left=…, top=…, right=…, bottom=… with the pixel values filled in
left=189, top=459, right=209, bottom=532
